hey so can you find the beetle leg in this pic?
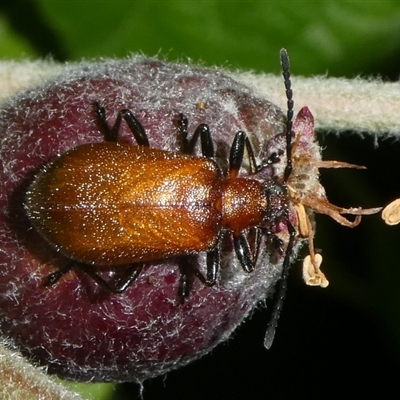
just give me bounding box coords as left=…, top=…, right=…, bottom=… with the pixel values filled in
left=229, top=131, right=256, bottom=177
left=204, top=246, right=220, bottom=286
left=175, top=113, right=189, bottom=150
left=178, top=259, right=197, bottom=300
left=232, top=228, right=265, bottom=274
left=260, top=227, right=284, bottom=255
left=229, top=131, right=246, bottom=178
left=178, top=269, right=190, bottom=300
left=93, top=102, right=112, bottom=138
left=250, top=226, right=262, bottom=262
left=44, top=261, right=74, bottom=287
left=198, top=124, right=215, bottom=158
left=113, top=264, right=144, bottom=292
left=178, top=244, right=220, bottom=300
left=175, top=114, right=214, bottom=157
left=234, top=226, right=290, bottom=275
left=178, top=246, right=220, bottom=299
left=233, top=233, right=255, bottom=273
left=230, top=130, right=284, bottom=175
left=113, top=110, right=149, bottom=147
left=74, top=263, right=143, bottom=294
left=93, top=102, right=149, bottom=146
left=229, top=130, right=274, bottom=177
left=228, top=51, right=294, bottom=179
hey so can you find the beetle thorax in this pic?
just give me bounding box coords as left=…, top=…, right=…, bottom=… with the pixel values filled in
left=219, top=178, right=266, bottom=235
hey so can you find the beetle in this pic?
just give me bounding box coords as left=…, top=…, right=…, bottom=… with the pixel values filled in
left=24, top=49, right=381, bottom=350
left=25, top=51, right=295, bottom=291
left=24, top=50, right=296, bottom=347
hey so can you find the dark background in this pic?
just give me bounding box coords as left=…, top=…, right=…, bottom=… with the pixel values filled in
left=1, top=1, right=399, bottom=399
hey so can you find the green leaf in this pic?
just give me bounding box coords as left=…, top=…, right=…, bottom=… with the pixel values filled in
left=60, top=381, right=115, bottom=400
left=0, top=13, right=37, bottom=58
left=0, top=1, right=398, bottom=77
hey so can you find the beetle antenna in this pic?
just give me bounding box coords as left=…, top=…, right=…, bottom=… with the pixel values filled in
left=280, top=48, right=294, bottom=182
left=264, top=222, right=296, bottom=349
left=264, top=49, right=296, bottom=349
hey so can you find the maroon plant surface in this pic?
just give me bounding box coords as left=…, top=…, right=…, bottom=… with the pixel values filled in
left=0, top=58, right=303, bottom=382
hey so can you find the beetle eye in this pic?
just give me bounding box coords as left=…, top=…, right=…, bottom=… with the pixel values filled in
left=268, top=152, right=281, bottom=164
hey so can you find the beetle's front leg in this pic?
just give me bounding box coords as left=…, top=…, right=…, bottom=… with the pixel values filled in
left=94, top=102, right=150, bottom=146
left=233, top=233, right=256, bottom=273
left=175, top=113, right=214, bottom=157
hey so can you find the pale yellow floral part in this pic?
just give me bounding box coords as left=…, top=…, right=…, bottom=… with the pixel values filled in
left=302, top=254, right=329, bottom=288
left=382, top=199, right=400, bottom=226
left=294, top=203, right=309, bottom=238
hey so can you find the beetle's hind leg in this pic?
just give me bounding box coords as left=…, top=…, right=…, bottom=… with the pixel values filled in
left=178, top=256, right=200, bottom=300
left=93, top=102, right=150, bottom=146
left=75, top=263, right=143, bottom=293
left=44, top=261, right=74, bottom=287
left=44, top=262, right=143, bottom=294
